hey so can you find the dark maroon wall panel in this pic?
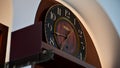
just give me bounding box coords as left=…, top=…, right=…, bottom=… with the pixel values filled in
left=0, top=23, right=8, bottom=67
left=10, top=23, right=42, bottom=63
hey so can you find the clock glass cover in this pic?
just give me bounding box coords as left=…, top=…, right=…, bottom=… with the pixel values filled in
left=44, top=4, right=86, bottom=60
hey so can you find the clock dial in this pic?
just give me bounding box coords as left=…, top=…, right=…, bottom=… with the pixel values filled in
left=44, top=4, right=86, bottom=60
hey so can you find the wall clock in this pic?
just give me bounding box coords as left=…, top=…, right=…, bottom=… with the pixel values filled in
left=44, top=4, right=86, bottom=60
left=35, top=0, right=101, bottom=68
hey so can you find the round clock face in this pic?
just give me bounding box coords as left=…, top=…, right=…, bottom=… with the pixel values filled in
left=44, top=4, right=86, bottom=60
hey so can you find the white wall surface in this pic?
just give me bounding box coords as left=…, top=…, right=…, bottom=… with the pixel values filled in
left=12, top=0, right=40, bottom=31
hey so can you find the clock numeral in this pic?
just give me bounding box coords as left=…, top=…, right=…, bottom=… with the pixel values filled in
left=47, top=23, right=53, bottom=31
left=73, top=18, right=76, bottom=25
left=57, top=7, right=62, bottom=16
left=65, top=9, right=70, bottom=19
left=50, top=11, right=56, bottom=21
left=79, top=35, right=83, bottom=38
left=80, top=52, right=83, bottom=60
left=78, top=30, right=84, bottom=38
left=82, top=46, right=85, bottom=50
left=49, top=37, right=55, bottom=46
left=78, top=30, right=83, bottom=35
left=81, top=42, right=84, bottom=45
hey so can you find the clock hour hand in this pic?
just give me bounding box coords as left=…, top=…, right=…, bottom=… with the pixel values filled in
left=53, top=32, right=67, bottom=38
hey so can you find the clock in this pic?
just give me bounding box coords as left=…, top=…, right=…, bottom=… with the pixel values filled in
left=44, top=4, right=86, bottom=60
left=34, top=0, right=101, bottom=68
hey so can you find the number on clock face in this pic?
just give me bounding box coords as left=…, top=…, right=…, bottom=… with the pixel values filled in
left=45, top=4, right=86, bottom=60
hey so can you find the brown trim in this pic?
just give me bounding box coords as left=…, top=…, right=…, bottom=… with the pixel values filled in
left=0, top=23, right=8, bottom=65
left=79, top=21, right=102, bottom=68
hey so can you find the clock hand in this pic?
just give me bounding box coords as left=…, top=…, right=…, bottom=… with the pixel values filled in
left=53, top=32, right=67, bottom=38
left=60, top=31, right=72, bottom=50
left=59, top=25, right=73, bottom=50
left=63, top=25, right=72, bottom=37
left=53, top=32, right=67, bottom=49
left=53, top=31, right=71, bottom=50
left=63, top=26, right=70, bottom=32
left=54, top=26, right=72, bottom=50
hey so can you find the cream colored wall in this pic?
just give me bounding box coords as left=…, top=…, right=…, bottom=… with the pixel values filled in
left=0, top=0, right=13, bottom=63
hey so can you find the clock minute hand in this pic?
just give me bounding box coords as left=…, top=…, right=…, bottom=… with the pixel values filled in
left=63, top=26, right=70, bottom=32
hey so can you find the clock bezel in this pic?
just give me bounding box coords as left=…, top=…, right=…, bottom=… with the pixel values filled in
left=54, top=17, right=81, bottom=57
